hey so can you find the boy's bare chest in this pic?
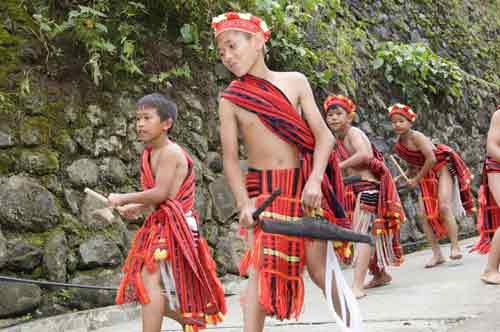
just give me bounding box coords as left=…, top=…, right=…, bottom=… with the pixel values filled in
left=342, top=137, right=358, bottom=157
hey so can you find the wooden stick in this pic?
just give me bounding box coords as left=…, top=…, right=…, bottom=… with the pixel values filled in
left=84, top=188, right=109, bottom=205
left=389, top=155, right=410, bottom=183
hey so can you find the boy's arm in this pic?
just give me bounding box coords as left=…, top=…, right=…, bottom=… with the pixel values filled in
left=218, top=98, right=255, bottom=228
left=411, top=132, right=437, bottom=183
left=298, top=73, right=335, bottom=209
left=487, top=110, right=500, bottom=162
left=108, top=149, right=180, bottom=206
left=339, top=130, right=373, bottom=170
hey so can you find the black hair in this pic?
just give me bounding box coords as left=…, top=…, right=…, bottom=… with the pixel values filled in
left=326, top=104, right=348, bottom=114
left=137, top=93, right=177, bottom=123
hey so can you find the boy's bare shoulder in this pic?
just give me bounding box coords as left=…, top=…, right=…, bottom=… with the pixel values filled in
left=158, top=143, right=185, bottom=166
left=350, top=126, right=368, bottom=139
left=219, top=95, right=238, bottom=112
left=411, top=129, right=427, bottom=141
left=281, top=71, right=308, bottom=82
left=492, top=109, right=500, bottom=122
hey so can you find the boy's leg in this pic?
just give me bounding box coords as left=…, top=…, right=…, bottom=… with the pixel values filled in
left=364, top=266, right=392, bottom=289
left=243, top=229, right=266, bottom=332
left=243, top=269, right=267, bottom=332
left=351, top=243, right=371, bottom=298
left=437, top=167, right=462, bottom=259
left=418, top=194, right=445, bottom=268
left=140, top=267, right=166, bottom=332
left=481, top=173, right=500, bottom=283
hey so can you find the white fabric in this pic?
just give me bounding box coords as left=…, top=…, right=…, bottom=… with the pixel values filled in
left=185, top=210, right=198, bottom=231
left=160, top=261, right=179, bottom=310
left=325, top=241, right=363, bottom=332
left=160, top=211, right=197, bottom=309
left=451, top=176, right=466, bottom=218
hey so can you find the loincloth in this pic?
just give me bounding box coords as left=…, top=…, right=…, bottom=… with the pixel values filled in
left=240, top=167, right=307, bottom=320
left=472, top=157, right=500, bottom=254
left=351, top=180, right=403, bottom=272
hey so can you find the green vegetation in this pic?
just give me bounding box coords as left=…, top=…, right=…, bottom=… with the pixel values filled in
left=0, top=0, right=500, bottom=111
left=372, top=42, right=463, bottom=107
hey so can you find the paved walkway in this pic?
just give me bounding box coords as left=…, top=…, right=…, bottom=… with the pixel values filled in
left=8, top=237, right=500, bottom=332
left=97, top=238, right=500, bottom=332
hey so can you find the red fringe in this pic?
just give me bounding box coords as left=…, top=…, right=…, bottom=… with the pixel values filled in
left=471, top=158, right=500, bottom=254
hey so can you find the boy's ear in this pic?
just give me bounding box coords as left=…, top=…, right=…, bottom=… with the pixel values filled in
left=348, top=112, right=357, bottom=123
left=254, top=32, right=266, bottom=50
left=162, top=118, right=173, bottom=132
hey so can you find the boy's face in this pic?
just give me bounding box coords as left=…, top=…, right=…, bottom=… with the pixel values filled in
left=135, top=107, right=171, bottom=143
left=390, top=114, right=412, bottom=135
left=216, top=30, right=263, bottom=77
left=325, top=107, right=353, bottom=132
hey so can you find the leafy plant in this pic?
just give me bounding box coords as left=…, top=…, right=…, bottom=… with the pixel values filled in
left=372, top=42, right=464, bottom=106
left=149, top=63, right=192, bottom=85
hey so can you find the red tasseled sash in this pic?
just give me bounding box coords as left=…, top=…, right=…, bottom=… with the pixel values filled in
left=335, top=140, right=405, bottom=268
left=221, top=74, right=350, bottom=247
left=471, top=157, right=500, bottom=254
left=116, top=146, right=226, bottom=331
left=394, top=142, right=474, bottom=239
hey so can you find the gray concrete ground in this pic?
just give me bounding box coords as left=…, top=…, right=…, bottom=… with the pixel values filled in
left=6, top=237, right=500, bottom=332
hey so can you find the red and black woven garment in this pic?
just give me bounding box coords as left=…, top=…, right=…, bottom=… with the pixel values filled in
left=471, top=157, right=500, bottom=254
left=116, top=146, right=226, bottom=332
left=335, top=140, right=405, bottom=272
left=395, top=142, right=474, bottom=239
left=221, top=74, right=348, bottom=229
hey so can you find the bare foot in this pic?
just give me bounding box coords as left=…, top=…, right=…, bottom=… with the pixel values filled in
left=480, top=271, right=500, bottom=284
left=449, top=247, right=463, bottom=260
left=364, top=272, right=392, bottom=289
left=424, top=256, right=445, bottom=268
left=352, top=287, right=367, bottom=299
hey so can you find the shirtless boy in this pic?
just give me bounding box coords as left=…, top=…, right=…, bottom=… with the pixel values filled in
left=107, top=93, right=226, bottom=332
left=325, top=95, right=404, bottom=298
left=389, top=103, right=474, bottom=268
left=213, top=11, right=359, bottom=332
left=472, top=105, right=500, bottom=284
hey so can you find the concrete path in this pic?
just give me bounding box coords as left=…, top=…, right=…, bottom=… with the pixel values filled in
left=9, top=237, right=500, bottom=332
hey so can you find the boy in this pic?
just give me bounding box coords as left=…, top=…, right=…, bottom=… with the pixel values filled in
left=213, top=12, right=360, bottom=332
left=471, top=105, right=500, bottom=284
left=388, top=103, right=474, bottom=268
left=107, top=93, right=226, bottom=332
left=325, top=95, right=404, bottom=299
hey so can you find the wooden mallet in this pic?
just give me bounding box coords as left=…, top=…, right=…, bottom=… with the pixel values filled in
left=83, top=188, right=119, bottom=223
left=84, top=187, right=110, bottom=206
left=389, top=155, right=410, bottom=183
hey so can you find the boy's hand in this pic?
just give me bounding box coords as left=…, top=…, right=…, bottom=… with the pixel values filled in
left=239, top=199, right=257, bottom=229
left=108, top=193, right=127, bottom=208
left=116, top=203, right=143, bottom=220
left=302, top=176, right=323, bottom=212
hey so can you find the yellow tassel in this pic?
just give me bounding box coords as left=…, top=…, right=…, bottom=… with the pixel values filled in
left=217, top=312, right=226, bottom=321
left=184, top=325, right=194, bottom=332
left=205, top=315, right=213, bottom=325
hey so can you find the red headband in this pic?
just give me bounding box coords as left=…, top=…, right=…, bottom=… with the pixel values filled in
left=323, top=95, right=356, bottom=114
left=388, top=103, right=416, bottom=122
left=211, top=12, right=271, bottom=42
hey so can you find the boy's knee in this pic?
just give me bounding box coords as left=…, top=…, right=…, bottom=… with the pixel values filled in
left=141, top=267, right=160, bottom=287
left=439, top=203, right=452, bottom=216
left=308, top=267, right=325, bottom=288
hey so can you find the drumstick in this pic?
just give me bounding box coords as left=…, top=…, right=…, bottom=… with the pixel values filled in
left=84, top=188, right=109, bottom=205
left=389, top=155, right=410, bottom=183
